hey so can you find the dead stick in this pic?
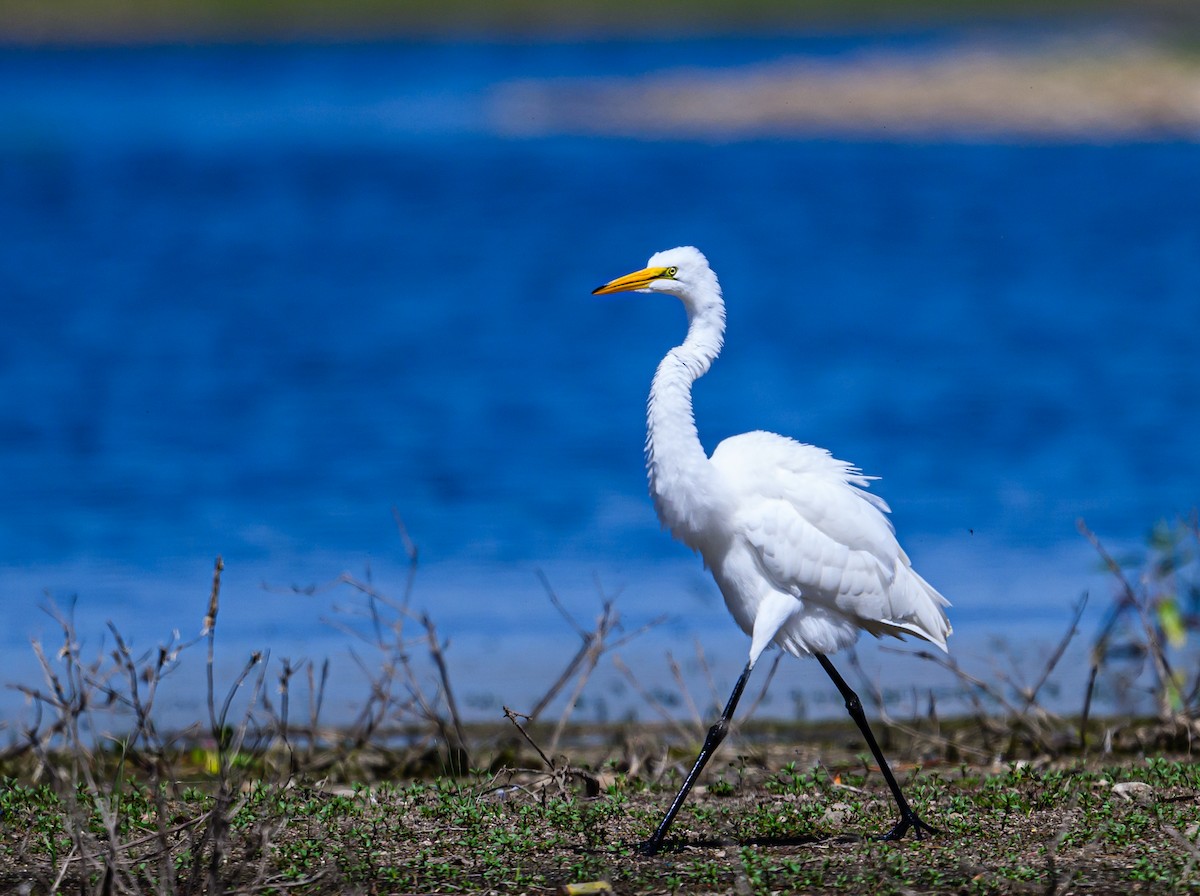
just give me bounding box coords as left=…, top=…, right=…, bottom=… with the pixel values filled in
left=667, top=651, right=704, bottom=732
left=1078, top=519, right=1178, bottom=714
left=423, top=613, right=469, bottom=761
left=1024, top=592, right=1087, bottom=713
left=550, top=603, right=618, bottom=752
left=612, top=655, right=696, bottom=743
left=503, top=706, right=554, bottom=771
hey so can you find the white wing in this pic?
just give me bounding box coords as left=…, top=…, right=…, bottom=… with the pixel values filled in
left=710, top=431, right=951, bottom=652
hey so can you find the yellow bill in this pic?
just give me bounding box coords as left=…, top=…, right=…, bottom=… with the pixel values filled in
left=592, top=266, right=672, bottom=296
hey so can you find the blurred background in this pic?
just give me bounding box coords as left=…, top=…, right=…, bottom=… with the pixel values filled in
left=1, top=0, right=1198, bottom=726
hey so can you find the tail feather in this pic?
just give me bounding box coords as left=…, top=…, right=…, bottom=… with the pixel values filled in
left=885, top=561, right=951, bottom=651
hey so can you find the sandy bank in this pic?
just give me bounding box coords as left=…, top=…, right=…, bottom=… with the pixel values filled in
left=491, top=38, right=1200, bottom=140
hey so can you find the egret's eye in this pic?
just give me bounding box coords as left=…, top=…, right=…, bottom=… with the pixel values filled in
left=666, top=266, right=678, bottom=277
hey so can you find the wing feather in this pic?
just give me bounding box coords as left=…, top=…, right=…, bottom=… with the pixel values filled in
left=712, top=431, right=950, bottom=649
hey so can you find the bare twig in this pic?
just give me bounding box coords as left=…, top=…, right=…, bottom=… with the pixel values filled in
left=526, top=573, right=668, bottom=728
left=667, top=651, right=705, bottom=732
left=1079, top=519, right=1177, bottom=718
left=503, top=706, right=554, bottom=771
left=205, top=556, right=225, bottom=737
left=422, top=612, right=470, bottom=767
left=550, top=600, right=620, bottom=753
left=1024, top=592, right=1088, bottom=715
left=742, top=652, right=783, bottom=722
left=612, top=655, right=701, bottom=744
left=390, top=507, right=419, bottom=608
left=537, top=568, right=587, bottom=639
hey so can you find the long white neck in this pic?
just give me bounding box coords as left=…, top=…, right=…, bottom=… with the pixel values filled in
left=645, top=294, right=727, bottom=549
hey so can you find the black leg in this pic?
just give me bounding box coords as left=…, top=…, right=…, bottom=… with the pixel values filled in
left=640, top=661, right=754, bottom=855
left=815, top=653, right=937, bottom=841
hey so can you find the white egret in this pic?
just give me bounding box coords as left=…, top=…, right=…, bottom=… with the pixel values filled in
left=593, top=246, right=951, bottom=855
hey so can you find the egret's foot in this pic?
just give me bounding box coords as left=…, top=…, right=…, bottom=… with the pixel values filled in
left=879, top=808, right=939, bottom=842
left=637, top=837, right=666, bottom=857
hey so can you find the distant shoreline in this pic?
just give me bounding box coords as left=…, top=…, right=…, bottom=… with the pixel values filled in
left=0, top=0, right=1189, bottom=45
left=6, top=3, right=1200, bottom=144
left=489, top=35, right=1200, bottom=141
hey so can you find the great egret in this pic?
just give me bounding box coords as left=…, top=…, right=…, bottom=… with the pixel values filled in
left=593, top=246, right=951, bottom=855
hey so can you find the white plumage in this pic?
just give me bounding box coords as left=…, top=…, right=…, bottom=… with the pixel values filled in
left=715, top=430, right=951, bottom=662
left=594, top=245, right=950, bottom=853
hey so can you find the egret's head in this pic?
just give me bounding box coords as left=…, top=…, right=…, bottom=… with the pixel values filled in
left=592, top=246, right=721, bottom=312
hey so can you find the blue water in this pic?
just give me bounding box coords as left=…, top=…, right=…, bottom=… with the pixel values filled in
left=2, top=35, right=1198, bottom=727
